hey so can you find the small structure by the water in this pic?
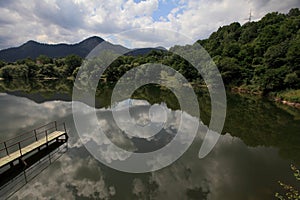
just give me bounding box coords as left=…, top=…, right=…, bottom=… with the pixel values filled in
left=0, top=121, right=68, bottom=171
left=0, top=121, right=68, bottom=199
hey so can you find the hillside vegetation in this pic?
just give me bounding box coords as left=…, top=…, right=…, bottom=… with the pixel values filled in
left=197, top=8, right=300, bottom=96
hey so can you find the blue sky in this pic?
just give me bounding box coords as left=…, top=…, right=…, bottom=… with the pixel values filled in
left=152, top=0, right=185, bottom=21
left=0, top=0, right=299, bottom=49
left=132, top=0, right=186, bottom=21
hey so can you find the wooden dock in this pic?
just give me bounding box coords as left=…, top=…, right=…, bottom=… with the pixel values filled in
left=0, top=121, right=68, bottom=169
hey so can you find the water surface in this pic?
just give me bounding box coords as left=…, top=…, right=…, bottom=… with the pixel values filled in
left=0, top=82, right=299, bottom=199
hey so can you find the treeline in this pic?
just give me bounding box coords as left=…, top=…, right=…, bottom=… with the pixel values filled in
left=0, top=54, right=82, bottom=80
left=0, top=8, right=299, bottom=99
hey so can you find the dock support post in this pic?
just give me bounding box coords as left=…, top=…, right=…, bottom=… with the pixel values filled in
left=20, top=158, right=27, bottom=167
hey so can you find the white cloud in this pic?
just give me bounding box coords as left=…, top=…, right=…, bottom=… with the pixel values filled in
left=12, top=153, right=116, bottom=199
left=0, top=94, right=72, bottom=140
left=123, top=0, right=159, bottom=17
left=0, top=0, right=298, bottom=49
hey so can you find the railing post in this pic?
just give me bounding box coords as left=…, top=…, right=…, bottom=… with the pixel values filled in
left=4, top=142, right=9, bottom=155
left=34, top=129, right=38, bottom=141
left=63, top=122, right=66, bottom=133
left=23, top=170, right=28, bottom=183
left=45, top=130, right=48, bottom=143
left=54, top=121, right=58, bottom=131
left=49, top=154, right=52, bottom=164
left=18, top=142, right=22, bottom=156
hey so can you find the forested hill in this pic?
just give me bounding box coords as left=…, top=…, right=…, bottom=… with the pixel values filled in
left=0, top=36, right=106, bottom=62
left=196, top=8, right=300, bottom=94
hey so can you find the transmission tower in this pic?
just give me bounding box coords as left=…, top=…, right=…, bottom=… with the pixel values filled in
left=248, top=9, right=252, bottom=22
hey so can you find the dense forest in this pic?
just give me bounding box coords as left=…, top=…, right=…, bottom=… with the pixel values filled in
left=0, top=8, right=299, bottom=102
left=197, top=8, right=300, bottom=100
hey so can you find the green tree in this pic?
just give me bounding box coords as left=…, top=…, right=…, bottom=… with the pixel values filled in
left=37, top=55, right=53, bottom=64
left=284, top=72, right=299, bottom=88
left=64, top=54, right=83, bottom=77
left=287, top=32, right=300, bottom=71
left=287, top=8, right=300, bottom=17
left=223, top=42, right=240, bottom=57
left=215, top=57, right=242, bottom=85
left=275, top=164, right=300, bottom=200
left=0, top=60, right=6, bottom=68
left=264, top=41, right=288, bottom=68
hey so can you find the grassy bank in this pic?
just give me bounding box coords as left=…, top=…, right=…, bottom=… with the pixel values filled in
left=275, top=90, right=300, bottom=103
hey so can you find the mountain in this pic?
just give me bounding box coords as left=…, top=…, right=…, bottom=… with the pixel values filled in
left=0, top=36, right=166, bottom=62
left=0, top=36, right=105, bottom=62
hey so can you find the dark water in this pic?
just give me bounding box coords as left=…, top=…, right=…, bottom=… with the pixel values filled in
left=0, top=81, right=300, bottom=200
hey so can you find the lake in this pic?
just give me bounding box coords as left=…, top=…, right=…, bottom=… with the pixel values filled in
left=0, top=80, right=300, bottom=199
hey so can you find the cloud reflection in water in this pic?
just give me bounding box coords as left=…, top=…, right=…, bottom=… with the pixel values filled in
left=0, top=94, right=292, bottom=199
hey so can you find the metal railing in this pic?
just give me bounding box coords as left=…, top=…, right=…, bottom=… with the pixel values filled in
left=0, top=121, right=67, bottom=159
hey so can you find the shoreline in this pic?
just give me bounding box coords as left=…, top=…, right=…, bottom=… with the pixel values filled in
left=231, top=87, right=300, bottom=109
left=274, top=98, right=300, bottom=108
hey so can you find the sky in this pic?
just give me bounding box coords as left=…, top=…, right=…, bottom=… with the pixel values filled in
left=0, top=0, right=299, bottom=50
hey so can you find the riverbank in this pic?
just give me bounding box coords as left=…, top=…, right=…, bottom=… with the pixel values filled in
left=231, top=86, right=300, bottom=109
left=273, top=90, right=300, bottom=109
left=231, top=86, right=262, bottom=95
left=274, top=98, right=300, bottom=108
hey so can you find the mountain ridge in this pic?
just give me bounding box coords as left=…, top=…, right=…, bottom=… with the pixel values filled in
left=0, top=36, right=167, bottom=62
left=0, top=36, right=105, bottom=62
